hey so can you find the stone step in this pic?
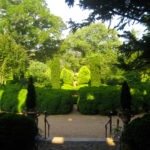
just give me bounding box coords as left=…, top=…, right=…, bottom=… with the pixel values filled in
left=36, top=137, right=120, bottom=150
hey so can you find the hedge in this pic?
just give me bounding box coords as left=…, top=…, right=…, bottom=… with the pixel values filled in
left=0, top=113, right=38, bottom=150
left=122, top=113, right=150, bottom=150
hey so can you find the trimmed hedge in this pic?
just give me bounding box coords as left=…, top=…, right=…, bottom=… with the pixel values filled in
left=0, top=113, right=38, bottom=150
left=77, top=87, right=100, bottom=114
left=36, top=88, right=74, bottom=114
left=1, top=82, right=150, bottom=115
left=77, top=86, right=120, bottom=115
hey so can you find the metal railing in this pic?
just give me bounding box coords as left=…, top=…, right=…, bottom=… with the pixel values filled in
left=105, top=115, right=112, bottom=137
left=44, top=111, right=50, bottom=139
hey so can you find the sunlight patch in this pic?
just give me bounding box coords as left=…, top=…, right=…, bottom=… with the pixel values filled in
left=106, top=137, right=116, bottom=146
left=52, top=137, right=64, bottom=144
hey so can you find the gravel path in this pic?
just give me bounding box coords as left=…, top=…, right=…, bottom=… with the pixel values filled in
left=37, top=105, right=123, bottom=138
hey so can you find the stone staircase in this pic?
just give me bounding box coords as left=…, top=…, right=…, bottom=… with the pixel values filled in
left=36, top=137, right=120, bottom=150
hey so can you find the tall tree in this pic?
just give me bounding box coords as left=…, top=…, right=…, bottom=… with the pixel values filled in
left=65, top=0, right=150, bottom=65
left=0, top=0, right=66, bottom=61
left=0, top=34, right=27, bottom=82
left=60, top=23, right=122, bottom=84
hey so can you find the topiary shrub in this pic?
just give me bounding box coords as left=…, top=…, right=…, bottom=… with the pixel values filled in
left=0, top=113, right=38, bottom=150
left=77, top=66, right=91, bottom=86
left=60, top=68, right=74, bottom=87
left=122, top=113, right=150, bottom=150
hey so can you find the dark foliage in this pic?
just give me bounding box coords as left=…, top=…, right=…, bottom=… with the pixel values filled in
left=122, top=113, right=150, bottom=150
left=0, top=113, right=38, bottom=150
left=120, top=81, right=131, bottom=112
left=26, top=76, right=36, bottom=111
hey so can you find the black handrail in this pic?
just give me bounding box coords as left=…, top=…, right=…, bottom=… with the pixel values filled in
left=44, top=111, right=50, bottom=139
left=105, top=115, right=112, bottom=137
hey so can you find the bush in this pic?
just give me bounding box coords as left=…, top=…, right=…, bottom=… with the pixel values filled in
left=77, top=66, right=91, bottom=86
left=0, top=83, right=22, bottom=112
left=77, top=87, right=100, bottom=114
left=37, top=88, right=73, bottom=114
left=130, top=82, right=150, bottom=114
left=60, top=68, right=74, bottom=86
left=0, top=113, right=38, bottom=150
left=122, top=113, right=150, bottom=150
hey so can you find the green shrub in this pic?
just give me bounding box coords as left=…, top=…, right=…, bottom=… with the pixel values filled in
left=0, top=83, right=22, bottom=112
left=27, top=60, right=51, bottom=85
left=77, top=87, right=100, bottom=114
left=51, top=57, right=61, bottom=89
left=130, top=82, right=150, bottom=114
left=0, top=113, right=38, bottom=150
left=37, top=88, right=73, bottom=114
left=97, top=85, right=120, bottom=115
left=122, top=113, right=150, bottom=150
left=60, top=68, right=74, bottom=86
left=77, top=66, right=91, bottom=86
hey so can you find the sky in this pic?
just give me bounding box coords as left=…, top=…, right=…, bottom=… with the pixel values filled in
left=46, top=0, right=146, bottom=38
left=46, top=0, right=90, bottom=25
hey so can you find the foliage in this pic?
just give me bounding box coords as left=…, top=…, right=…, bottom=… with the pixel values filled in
left=120, top=81, right=131, bottom=111
left=122, top=113, right=150, bottom=150
left=77, top=66, right=91, bottom=86
left=0, top=83, right=21, bottom=112
left=0, top=82, right=150, bottom=115
left=88, top=55, right=101, bottom=87
left=36, top=88, right=73, bottom=114
left=17, top=88, right=27, bottom=113
left=0, top=0, right=66, bottom=61
left=60, top=23, right=121, bottom=76
left=66, top=0, right=150, bottom=68
left=0, top=34, right=27, bottom=82
left=51, top=57, right=61, bottom=89
left=77, top=86, right=121, bottom=115
left=97, top=85, right=121, bottom=115
left=0, top=113, right=38, bottom=150
left=27, top=60, right=51, bottom=85
left=60, top=68, right=74, bottom=86
left=77, top=87, right=100, bottom=114
left=25, top=76, right=36, bottom=111
left=66, top=0, right=149, bottom=30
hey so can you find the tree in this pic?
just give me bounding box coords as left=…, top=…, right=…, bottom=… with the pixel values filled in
left=27, top=60, right=51, bottom=84
left=66, top=0, right=150, bottom=29
left=0, top=34, right=27, bottom=82
left=65, top=0, right=150, bottom=65
left=0, top=0, right=66, bottom=61
left=60, top=23, right=122, bottom=84
left=120, top=81, right=131, bottom=111
left=26, top=76, right=36, bottom=111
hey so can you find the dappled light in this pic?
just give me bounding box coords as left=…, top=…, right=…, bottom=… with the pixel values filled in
left=52, top=137, right=65, bottom=144
left=17, top=89, right=27, bottom=113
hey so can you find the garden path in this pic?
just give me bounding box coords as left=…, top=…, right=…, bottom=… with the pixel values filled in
left=37, top=105, right=123, bottom=138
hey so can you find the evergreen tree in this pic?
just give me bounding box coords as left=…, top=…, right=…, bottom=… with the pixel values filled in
left=120, top=81, right=131, bottom=111
left=26, top=76, right=36, bottom=111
